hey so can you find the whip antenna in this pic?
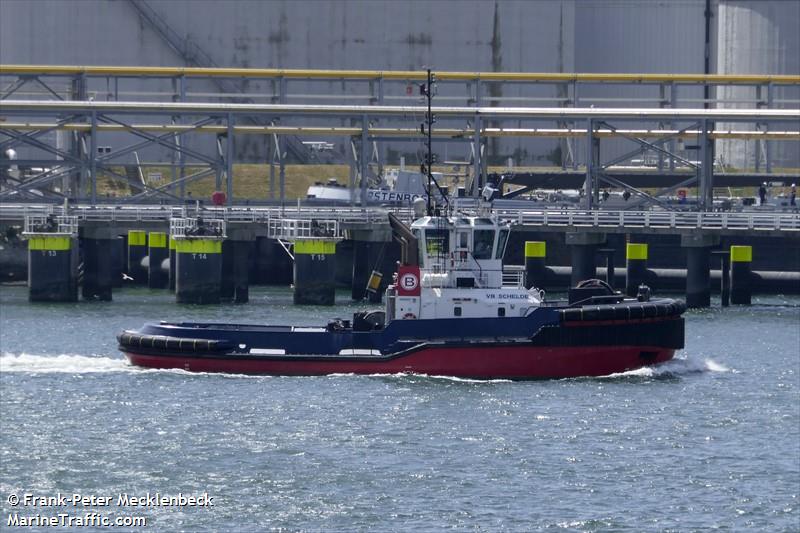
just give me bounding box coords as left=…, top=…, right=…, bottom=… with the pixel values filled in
left=420, top=69, right=449, bottom=216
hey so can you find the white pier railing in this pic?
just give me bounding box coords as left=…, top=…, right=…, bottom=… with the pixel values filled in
left=169, top=217, right=226, bottom=239
left=496, top=209, right=800, bottom=233
left=267, top=217, right=341, bottom=240
left=2, top=204, right=799, bottom=235
left=22, top=215, right=79, bottom=236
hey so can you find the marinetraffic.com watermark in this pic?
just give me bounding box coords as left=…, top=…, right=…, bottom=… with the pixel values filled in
left=5, top=492, right=214, bottom=528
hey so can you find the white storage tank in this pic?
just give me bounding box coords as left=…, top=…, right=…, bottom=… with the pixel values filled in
left=573, top=0, right=707, bottom=167
left=715, top=0, right=800, bottom=170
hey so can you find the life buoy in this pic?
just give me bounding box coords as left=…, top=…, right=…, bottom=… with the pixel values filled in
left=402, top=312, right=417, bottom=320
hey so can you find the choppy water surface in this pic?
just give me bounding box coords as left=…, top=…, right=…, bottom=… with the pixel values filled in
left=1, top=285, right=798, bottom=531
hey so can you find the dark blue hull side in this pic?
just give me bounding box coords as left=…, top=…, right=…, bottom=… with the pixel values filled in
left=127, top=307, right=563, bottom=356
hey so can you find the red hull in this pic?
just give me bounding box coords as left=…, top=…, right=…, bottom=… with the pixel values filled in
left=123, top=345, right=674, bottom=379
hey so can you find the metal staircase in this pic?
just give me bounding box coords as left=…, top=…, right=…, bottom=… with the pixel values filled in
left=127, top=0, right=217, bottom=71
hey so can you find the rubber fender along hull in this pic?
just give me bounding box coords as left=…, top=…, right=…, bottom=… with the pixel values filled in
left=121, top=344, right=675, bottom=380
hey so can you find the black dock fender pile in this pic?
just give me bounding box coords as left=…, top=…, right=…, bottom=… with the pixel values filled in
left=117, top=331, right=234, bottom=353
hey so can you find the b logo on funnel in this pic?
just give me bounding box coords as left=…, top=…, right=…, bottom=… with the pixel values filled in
left=400, top=272, right=418, bottom=291
left=396, top=265, right=421, bottom=296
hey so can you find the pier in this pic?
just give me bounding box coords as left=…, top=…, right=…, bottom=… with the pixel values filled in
left=2, top=202, right=798, bottom=307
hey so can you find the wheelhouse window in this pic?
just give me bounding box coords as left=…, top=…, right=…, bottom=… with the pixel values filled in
left=413, top=229, right=424, bottom=267
left=457, top=231, right=469, bottom=249
left=496, top=229, right=510, bottom=259
left=425, top=229, right=449, bottom=256
left=473, top=230, right=495, bottom=259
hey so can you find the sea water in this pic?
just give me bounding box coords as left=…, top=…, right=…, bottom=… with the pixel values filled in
left=1, top=285, right=798, bottom=531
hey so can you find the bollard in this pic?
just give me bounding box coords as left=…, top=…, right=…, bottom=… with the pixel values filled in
left=730, top=245, right=752, bottom=305
left=127, top=230, right=148, bottom=285
left=293, top=239, right=336, bottom=305
left=147, top=232, right=169, bottom=289
left=524, top=241, right=547, bottom=290
left=28, top=236, right=78, bottom=302
left=175, top=238, right=223, bottom=304
left=625, top=243, right=648, bottom=297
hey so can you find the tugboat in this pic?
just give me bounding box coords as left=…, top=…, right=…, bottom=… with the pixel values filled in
left=117, top=204, right=685, bottom=378
left=118, top=71, right=686, bottom=379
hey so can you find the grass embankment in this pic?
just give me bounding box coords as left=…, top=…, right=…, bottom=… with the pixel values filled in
left=94, top=164, right=799, bottom=200
left=96, top=164, right=350, bottom=200
left=97, top=163, right=469, bottom=200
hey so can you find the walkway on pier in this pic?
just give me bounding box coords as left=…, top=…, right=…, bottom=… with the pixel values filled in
left=2, top=203, right=798, bottom=238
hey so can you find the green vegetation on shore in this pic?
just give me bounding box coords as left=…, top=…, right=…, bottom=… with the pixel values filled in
left=93, top=164, right=797, bottom=201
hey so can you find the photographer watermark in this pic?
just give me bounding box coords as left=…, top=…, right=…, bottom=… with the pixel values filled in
left=6, top=491, right=214, bottom=528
